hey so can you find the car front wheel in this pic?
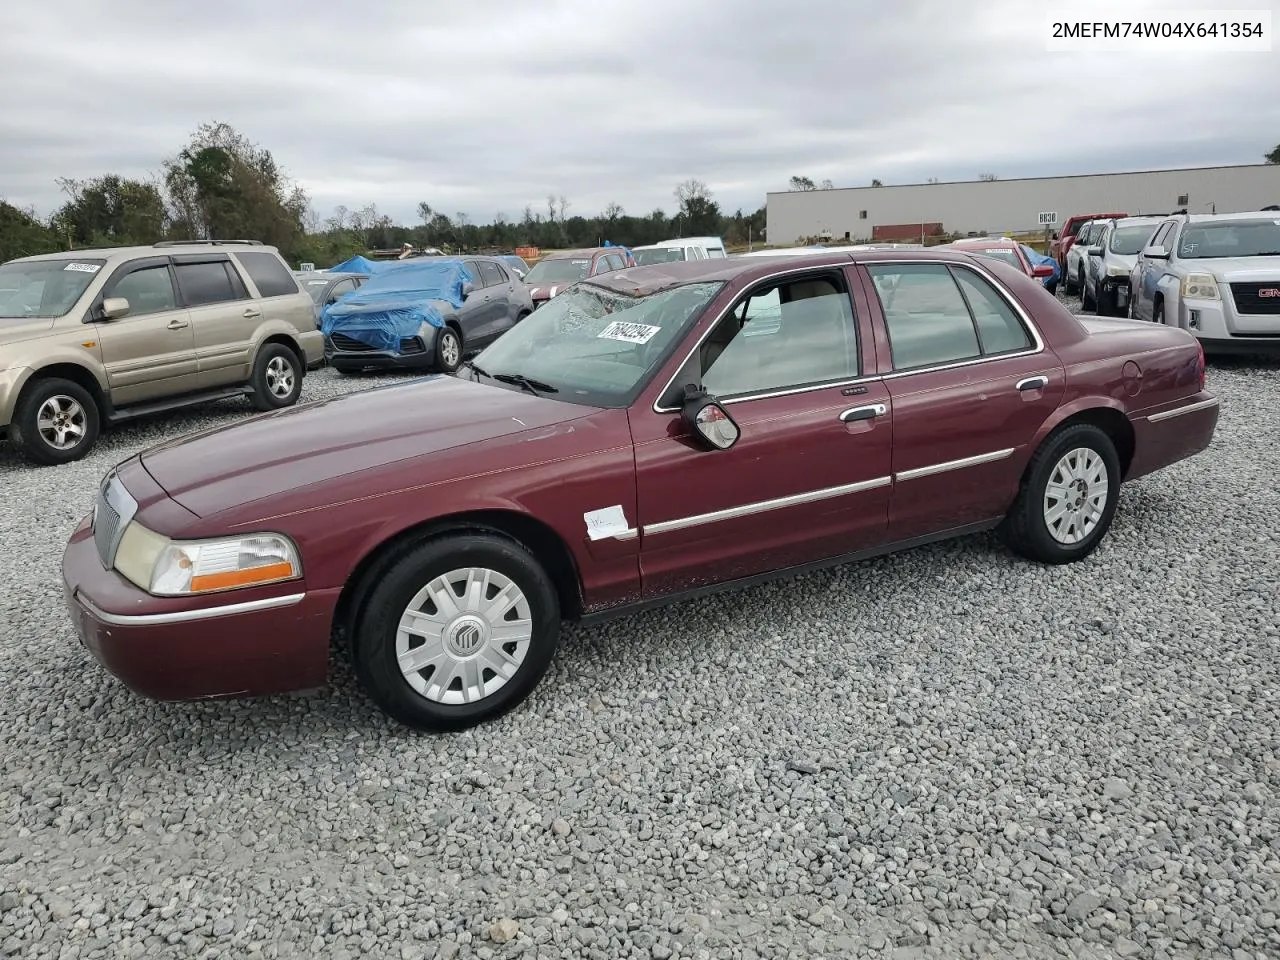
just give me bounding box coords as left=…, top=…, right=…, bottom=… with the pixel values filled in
left=435, top=327, right=462, bottom=373
left=10, top=377, right=101, bottom=466
left=352, top=533, right=562, bottom=730
left=998, top=423, right=1121, bottom=565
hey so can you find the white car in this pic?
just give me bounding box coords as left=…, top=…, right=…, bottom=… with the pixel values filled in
left=1064, top=220, right=1107, bottom=296
left=632, top=240, right=712, bottom=265
left=657, top=235, right=727, bottom=258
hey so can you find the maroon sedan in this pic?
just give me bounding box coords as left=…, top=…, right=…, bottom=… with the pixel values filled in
left=63, top=251, right=1219, bottom=730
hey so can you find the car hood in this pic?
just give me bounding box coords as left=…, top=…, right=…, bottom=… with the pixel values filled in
left=0, top=317, right=56, bottom=346
left=139, top=375, right=595, bottom=518
left=1190, top=256, right=1280, bottom=280
left=1108, top=253, right=1139, bottom=271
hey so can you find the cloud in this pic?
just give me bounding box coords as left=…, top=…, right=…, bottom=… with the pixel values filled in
left=1, top=0, right=1276, bottom=224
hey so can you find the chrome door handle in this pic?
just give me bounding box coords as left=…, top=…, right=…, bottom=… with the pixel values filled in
left=839, top=403, right=887, bottom=423
left=166, top=319, right=189, bottom=330
left=1016, top=376, right=1048, bottom=391
left=243, top=308, right=261, bottom=318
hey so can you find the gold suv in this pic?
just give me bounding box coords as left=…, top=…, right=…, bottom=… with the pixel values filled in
left=0, top=240, right=322, bottom=465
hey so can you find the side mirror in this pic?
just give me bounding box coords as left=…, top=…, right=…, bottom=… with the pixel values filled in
left=1031, top=263, right=1055, bottom=278
left=1087, top=246, right=1104, bottom=256
left=681, top=386, right=740, bottom=451
left=99, top=297, right=130, bottom=321
left=1142, top=245, right=1170, bottom=260
left=462, top=281, right=476, bottom=298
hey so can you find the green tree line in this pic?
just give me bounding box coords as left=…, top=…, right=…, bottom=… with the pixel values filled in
left=1, top=122, right=766, bottom=268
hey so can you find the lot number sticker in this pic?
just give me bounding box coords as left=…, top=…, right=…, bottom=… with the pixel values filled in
left=63, top=262, right=101, bottom=273
left=584, top=505, right=630, bottom=541
left=598, top=320, right=661, bottom=344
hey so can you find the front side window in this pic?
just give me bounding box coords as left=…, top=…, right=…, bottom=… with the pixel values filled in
left=327, top=278, right=357, bottom=303
left=174, top=261, right=246, bottom=307
left=1147, top=222, right=1175, bottom=252
left=867, top=263, right=1031, bottom=371
left=108, top=265, right=177, bottom=316
left=471, top=281, right=723, bottom=406
left=696, top=275, right=859, bottom=400
left=0, top=258, right=106, bottom=319
left=523, top=257, right=591, bottom=284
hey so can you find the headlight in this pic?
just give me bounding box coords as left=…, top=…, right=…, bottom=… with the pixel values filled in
left=1106, top=263, right=1130, bottom=277
left=113, top=522, right=301, bottom=596
left=1181, top=273, right=1220, bottom=300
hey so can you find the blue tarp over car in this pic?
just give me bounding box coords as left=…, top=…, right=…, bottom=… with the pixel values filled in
left=320, top=259, right=473, bottom=353
left=326, top=255, right=385, bottom=275
left=1021, top=245, right=1061, bottom=287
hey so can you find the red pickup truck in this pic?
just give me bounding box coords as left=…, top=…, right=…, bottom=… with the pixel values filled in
left=1051, top=212, right=1127, bottom=273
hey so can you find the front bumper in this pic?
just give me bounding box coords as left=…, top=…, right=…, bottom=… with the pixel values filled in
left=62, top=516, right=338, bottom=702
left=325, top=332, right=438, bottom=372
left=1178, top=298, right=1280, bottom=352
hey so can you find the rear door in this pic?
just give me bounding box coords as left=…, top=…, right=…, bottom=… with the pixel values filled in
left=475, top=259, right=514, bottom=343
left=173, top=255, right=260, bottom=389
left=858, top=260, right=1064, bottom=541
left=456, top=259, right=495, bottom=346
left=93, top=258, right=199, bottom=404
left=631, top=266, right=893, bottom=596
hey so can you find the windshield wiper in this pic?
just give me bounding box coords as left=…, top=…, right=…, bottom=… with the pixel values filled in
left=491, top=373, right=558, bottom=395
left=459, top=359, right=490, bottom=381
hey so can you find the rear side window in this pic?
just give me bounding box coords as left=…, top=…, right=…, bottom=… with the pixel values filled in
left=234, top=251, right=300, bottom=298
left=478, top=260, right=505, bottom=286
left=867, top=263, right=1032, bottom=370
left=174, top=261, right=246, bottom=307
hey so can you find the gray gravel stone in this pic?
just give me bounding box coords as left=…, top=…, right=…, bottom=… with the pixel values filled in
left=2, top=325, right=1279, bottom=959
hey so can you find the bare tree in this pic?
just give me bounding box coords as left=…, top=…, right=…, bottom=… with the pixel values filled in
left=871, top=179, right=883, bottom=187
left=604, top=201, right=624, bottom=221
left=546, top=195, right=558, bottom=222
left=819, top=179, right=834, bottom=190
left=557, top=195, right=570, bottom=221
left=455, top=212, right=470, bottom=228
left=789, top=176, right=816, bottom=191
left=416, top=201, right=433, bottom=224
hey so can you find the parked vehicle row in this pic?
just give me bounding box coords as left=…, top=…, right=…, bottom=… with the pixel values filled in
left=937, top=238, right=1061, bottom=293
left=1061, top=208, right=1280, bottom=354
left=61, top=247, right=1219, bottom=729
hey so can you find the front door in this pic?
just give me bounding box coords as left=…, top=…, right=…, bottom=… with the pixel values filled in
left=630, top=268, right=893, bottom=597
left=1133, top=220, right=1175, bottom=320
left=93, top=259, right=198, bottom=405
left=473, top=260, right=514, bottom=345
left=858, top=261, right=1065, bottom=541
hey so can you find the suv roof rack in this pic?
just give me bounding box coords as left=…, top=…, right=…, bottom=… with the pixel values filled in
left=153, top=239, right=264, bottom=247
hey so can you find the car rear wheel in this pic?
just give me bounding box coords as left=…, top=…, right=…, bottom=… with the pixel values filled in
left=1095, top=285, right=1113, bottom=316
left=1080, top=271, right=1094, bottom=310
left=1064, top=262, right=1078, bottom=295
left=10, top=378, right=101, bottom=466
left=352, top=533, right=561, bottom=730
left=250, top=343, right=302, bottom=411
left=435, top=327, right=462, bottom=373
left=1153, top=301, right=1165, bottom=325
left=998, top=423, right=1121, bottom=565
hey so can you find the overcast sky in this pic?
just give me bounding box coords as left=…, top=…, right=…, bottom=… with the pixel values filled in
left=1, top=0, right=1276, bottom=225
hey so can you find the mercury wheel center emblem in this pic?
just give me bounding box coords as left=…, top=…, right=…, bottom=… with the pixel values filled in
left=451, top=622, right=483, bottom=655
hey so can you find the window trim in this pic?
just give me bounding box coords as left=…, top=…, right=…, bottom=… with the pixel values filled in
left=649, top=258, right=1045, bottom=414
left=654, top=267, right=862, bottom=412
left=948, top=264, right=1034, bottom=360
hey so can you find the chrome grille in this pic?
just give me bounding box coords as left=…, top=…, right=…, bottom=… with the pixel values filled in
left=92, top=470, right=139, bottom=570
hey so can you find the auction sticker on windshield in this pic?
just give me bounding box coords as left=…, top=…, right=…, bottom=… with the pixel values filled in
left=598, top=320, right=661, bottom=344
left=63, top=263, right=101, bottom=273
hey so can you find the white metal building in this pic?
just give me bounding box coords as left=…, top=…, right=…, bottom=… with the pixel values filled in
left=765, top=164, right=1280, bottom=244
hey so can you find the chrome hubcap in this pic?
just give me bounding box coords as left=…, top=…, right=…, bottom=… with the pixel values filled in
left=265, top=356, right=295, bottom=398
left=441, top=333, right=460, bottom=367
left=36, top=395, right=86, bottom=450
left=395, top=567, right=532, bottom=705
left=1043, top=447, right=1109, bottom=545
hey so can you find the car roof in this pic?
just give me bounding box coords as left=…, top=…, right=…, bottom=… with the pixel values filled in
left=541, top=247, right=614, bottom=260
left=1181, top=211, right=1280, bottom=223
left=1110, top=217, right=1165, bottom=228
left=585, top=248, right=999, bottom=297
left=8, top=241, right=280, bottom=265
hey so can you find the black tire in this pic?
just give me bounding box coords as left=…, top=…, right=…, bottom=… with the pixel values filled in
left=1045, top=280, right=1058, bottom=296
left=10, top=377, right=101, bottom=466
left=998, top=423, right=1121, bottom=565
left=1095, top=285, right=1112, bottom=316
left=434, top=326, right=462, bottom=373
left=352, top=533, right=562, bottom=730
left=1153, top=300, right=1165, bottom=325
left=1081, top=271, right=1094, bottom=310
left=1064, top=262, right=1077, bottom=295
left=250, top=343, right=303, bottom=411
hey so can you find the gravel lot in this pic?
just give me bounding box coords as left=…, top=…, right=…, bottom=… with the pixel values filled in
left=2, top=297, right=1279, bottom=960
